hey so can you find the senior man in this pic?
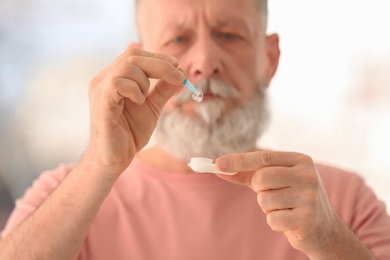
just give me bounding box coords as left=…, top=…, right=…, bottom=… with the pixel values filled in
left=1, top=0, right=390, bottom=259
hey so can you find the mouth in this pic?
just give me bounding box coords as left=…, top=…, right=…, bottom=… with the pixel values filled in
left=201, top=92, right=218, bottom=101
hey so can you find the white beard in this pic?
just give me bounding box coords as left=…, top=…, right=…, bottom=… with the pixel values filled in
left=154, top=80, right=270, bottom=161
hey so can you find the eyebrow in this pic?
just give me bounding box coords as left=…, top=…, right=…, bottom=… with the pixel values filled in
left=165, top=15, right=248, bottom=28
left=160, top=14, right=255, bottom=38
left=215, top=17, right=245, bottom=27
left=214, top=17, right=253, bottom=35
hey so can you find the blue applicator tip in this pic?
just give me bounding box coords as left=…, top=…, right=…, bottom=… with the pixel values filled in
left=183, top=78, right=198, bottom=94
left=182, top=78, right=204, bottom=102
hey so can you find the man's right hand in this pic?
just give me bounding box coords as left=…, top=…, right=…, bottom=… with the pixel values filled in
left=84, top=46, right=185, bottom=176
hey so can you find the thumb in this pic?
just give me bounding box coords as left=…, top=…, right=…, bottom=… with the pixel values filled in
left=215, top=155, right=254, bottom=188
left=147, top=79, right=182, bottom=112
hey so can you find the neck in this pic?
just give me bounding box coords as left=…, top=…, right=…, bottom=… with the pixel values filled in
left=137, top=145, right=193, bottom=172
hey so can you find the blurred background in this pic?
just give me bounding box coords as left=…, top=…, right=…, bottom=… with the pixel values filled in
left=1, top=0, right=389, bottom=230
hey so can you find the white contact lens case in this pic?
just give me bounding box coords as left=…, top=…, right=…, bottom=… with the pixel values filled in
left=188, top=157, right=236, bottom=175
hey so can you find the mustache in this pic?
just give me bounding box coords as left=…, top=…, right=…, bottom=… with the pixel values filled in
left=174, top=79, right=240, bottom=104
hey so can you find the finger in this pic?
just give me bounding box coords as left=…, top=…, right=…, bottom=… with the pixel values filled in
left=216, top=151, right=305, bottom=173
left=216, top=166, right=295, bottom=191
left=118, top=46, right=179, bottom=67
left=256, top=188, right=297, bottom=214
left=108, top=77, right=146, bottom=105
left=147, top=79, right=182, bottom=112
left=115, top=61, right=151, bottom=95
left=215, top=151, right=305, bottom=189
left=215, top=171, right=254, bottom=189
left=266, top=209, right=300, bottom=233
left=123, top=56, right=185, bottom=85
left=251, top=166, right=298, bottom=193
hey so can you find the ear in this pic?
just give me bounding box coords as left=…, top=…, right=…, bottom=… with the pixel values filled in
left=265, top=33, right=280, bottom=86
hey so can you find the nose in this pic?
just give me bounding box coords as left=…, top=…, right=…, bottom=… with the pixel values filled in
left=186, top=35, right=224, bottom=80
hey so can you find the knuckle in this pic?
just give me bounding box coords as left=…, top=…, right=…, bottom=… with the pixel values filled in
left=266, top=213, right=282, bottom=232
left=256, top=192, right=267, bottom=212
left=251, top=171, right=264, bottom=192
left=117, top=61, right=141, bottom=81
left=122, top=62, right=138, bottom=77
left=89, top=74, right=102, bottom=94
left=266, top=211, right=295, bottom=233
left=296, top=152, right=313, bottom=164
left=240, top=153, right=256, bottom=169
left=127, top=47, right=139, bottom=56
left=127, top=55, right=140, bottom=65
left=258, top=152, right=274, bottom=167
left=107, top=77, right=120, bottom=88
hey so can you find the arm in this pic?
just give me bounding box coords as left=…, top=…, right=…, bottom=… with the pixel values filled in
left=215, top=151, right=378, bottom=259
left=0, top=46, right=185, bottom=260
left=0, top=161, right=117, bottom=260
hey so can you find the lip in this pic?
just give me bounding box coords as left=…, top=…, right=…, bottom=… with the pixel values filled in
left=201, top=92, right=219, bottom=100
left=172, top=92, right=221, bottom=107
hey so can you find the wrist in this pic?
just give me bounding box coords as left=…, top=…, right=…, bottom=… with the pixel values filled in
left=306, top=213, right=375, bottom=260
left=79, top=147, right=134, bottom=179
left=75, top=153, right=128, bottom=187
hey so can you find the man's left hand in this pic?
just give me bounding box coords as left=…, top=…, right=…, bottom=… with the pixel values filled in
left=215, top=151, right=339, bottom=255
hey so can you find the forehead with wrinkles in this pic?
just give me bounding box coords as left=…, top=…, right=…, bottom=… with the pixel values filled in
left=135, top=0, right=267, bottom=12
left=135, top=0, right=267, bottom=42
left=135, top=0, right=267, bottom=21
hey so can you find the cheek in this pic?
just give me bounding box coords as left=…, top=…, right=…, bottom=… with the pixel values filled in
left=255, top=48, right=270, bottom=79
left=226, top=51, right=259, bottom=97
left=239, top=52, right=259, bottom=80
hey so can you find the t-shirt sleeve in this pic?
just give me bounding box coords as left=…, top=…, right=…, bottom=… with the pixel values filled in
left=0, top=164, right=74, bottom=238
left=319, top=164, right=390, bottom=259
left=349, top=175, right=390, bottom=258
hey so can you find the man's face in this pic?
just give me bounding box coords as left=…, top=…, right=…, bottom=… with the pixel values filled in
left=138, top=0, right=277, bottom=111
left=137, top=0, right=279, bottom=160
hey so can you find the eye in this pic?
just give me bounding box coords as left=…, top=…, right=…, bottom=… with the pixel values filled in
left=214, top=31, right=242, bottom=42
left=220, top=32, right=238, bottom=39
left=171, top=36, right=188, bottom=44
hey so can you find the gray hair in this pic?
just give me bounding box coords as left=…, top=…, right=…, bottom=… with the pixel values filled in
left=135, top=0, right=267, bottom=13
left=154, top=79, right=269, bottom=161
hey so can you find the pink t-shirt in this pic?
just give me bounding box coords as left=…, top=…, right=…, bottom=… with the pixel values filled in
left=2, top=157, right=390, bottom=259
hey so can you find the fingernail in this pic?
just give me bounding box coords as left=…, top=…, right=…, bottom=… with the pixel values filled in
left=218, top=158, right=231, bottom=170
left=174, top=69, right=185, bottom=82
left=137, top=92, right=145, bottom=103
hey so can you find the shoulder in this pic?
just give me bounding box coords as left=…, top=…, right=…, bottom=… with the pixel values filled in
left=316, top=162, right=387, bottom=223
left=20, top=163, right=77, bottom=201
left=315, top=163, right=367, bottom=208
left=316, top=163, right=364, bottom=190
left=316, top=163, right=390, bottom=257
left=34, top=163, right=76, bottom=189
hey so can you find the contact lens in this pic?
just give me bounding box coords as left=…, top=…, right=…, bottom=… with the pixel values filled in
left=183, top=78, right=204, bottom=102
left=192, top=89, right=204, bottom=102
